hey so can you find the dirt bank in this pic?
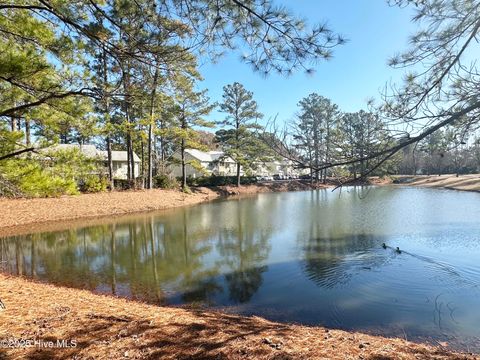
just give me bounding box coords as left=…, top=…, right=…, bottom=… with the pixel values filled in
left=0, top=187, right=219, bottom=238
left=0, top=274, right=473, bottom=360
left=392, top=174, right=480, bottom=192
left=0, top=181, right=329, bottom=238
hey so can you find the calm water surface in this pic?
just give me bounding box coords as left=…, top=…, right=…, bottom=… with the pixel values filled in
left=2, top=187, right=480, bottom=350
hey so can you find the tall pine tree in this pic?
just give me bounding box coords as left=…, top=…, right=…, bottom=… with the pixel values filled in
left=216, top=82, right=264, bottom=187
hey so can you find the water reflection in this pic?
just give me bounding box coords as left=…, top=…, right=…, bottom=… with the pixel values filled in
left=302, top=233, right=390, bottom=288
left=2, top=187, right=480, bottom=350
left=217, top=201, right=271, bottom=303
left=0, top=197, right=275, bottom=306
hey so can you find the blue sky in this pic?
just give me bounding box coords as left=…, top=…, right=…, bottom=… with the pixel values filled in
left=198, top=1, right=417, bottom=126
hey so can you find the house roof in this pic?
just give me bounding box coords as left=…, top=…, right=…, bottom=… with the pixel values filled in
left=48, top=144, right=100, bottom=158
left=208, top=151, right=230, bottom=161
left=43, top=144, right=140, bottom=163
left=185, top=149, right=235, bottom=163
left=99, top=150, right=140, bottom=163
left=185, top=149, right=214, bottom=162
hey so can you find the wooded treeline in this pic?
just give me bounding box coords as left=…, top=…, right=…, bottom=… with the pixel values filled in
left=266, top=0, right=480, bottom=183
left=0, top=0, right=344, bottom=195
left=268, top=93, right=480, bottom=183
left=1, top=0, right=480, bottom=196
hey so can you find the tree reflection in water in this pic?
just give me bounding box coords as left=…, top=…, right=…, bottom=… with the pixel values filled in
left=0, top=197, right=273, bottom=306
left=301, top=233, right=391, bottom=289
left=298, top=189, right=393, bottom=289
left=216, top=199, right=271, bottom=303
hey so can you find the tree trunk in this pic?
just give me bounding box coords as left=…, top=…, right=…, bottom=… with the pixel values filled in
left=126, top=132, right=132, bottom=181
left=324, top=122, right=330, bottom=185
left=147, top=68, right=159, bottom=189
left=102, top=46, right=114, bottom=190
left=236, top=162, right=241, bottom=187
left=313, top=116, right=320, bottom=184
left=129, top=135, right=135, bottom=184
left=106, top=137, right=114, bottom=190
left=235, top=114, right=241, bottom=187
left=122, top=57, right=135, bottom=188
left=181, top=138, right=187, bottom=190
left=25, top=118, right=30, bottom=146
left=159, top=118, right=166, bottom=174
left=10, top=114, right=17, bottom=132
left=181, top=113, right=187, bottom=191
left=141, top=139, right=145, bottom=188
left=147, top=122, right=154, bottom=188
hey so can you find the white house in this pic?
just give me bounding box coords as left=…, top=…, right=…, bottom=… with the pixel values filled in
left=168, top=149, right=306, bottom=179
left=252, top=159, right=304, bottom=178
left=44, top=144, right=141, bottom=180
left=169, top=149, right=239, bottom=178
left=102, top=149, right=141, bottom=180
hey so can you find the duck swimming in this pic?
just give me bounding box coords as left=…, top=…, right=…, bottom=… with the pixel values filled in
left=382, top=243, right=387, bottom=249
left=395, top=247, right=402, bottom=254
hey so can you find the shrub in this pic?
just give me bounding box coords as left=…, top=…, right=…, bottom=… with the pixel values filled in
left=0, top=143, right=104, bottom=197
left=1, top=159, right=79, bottom=197
left=80, top=175, right=108, bottom=193
left=153, top=174, right=179, bottom=189
left=186, top=175, right=258, bottom=187
left=0, top=174, right=22, bottom=198
left=113, top=178, right=144, bottom=190
left=113, top=179, right=131, bottom=190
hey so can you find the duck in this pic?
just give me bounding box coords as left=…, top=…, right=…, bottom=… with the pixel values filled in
left=395, top=247, right=402, bottom=254
left=382, top=243, right=387, bottom=249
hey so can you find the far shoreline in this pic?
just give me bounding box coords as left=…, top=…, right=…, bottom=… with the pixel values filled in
left=388, top=174, right=480, bottom=193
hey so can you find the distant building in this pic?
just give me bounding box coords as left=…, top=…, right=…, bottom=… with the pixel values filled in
left=44, top=144, right=141, bottom=180
left=169, top=149, right=238, bottom=178
left=168, top=149, right=304, bottom=178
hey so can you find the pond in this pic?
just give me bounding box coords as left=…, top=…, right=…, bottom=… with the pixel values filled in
left=2, top=186, right=480, bottom=350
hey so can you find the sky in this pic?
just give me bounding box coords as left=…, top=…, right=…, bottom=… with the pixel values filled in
left=197, top=0, right=418, bottom=126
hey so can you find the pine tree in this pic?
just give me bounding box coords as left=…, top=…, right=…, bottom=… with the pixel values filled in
left=338, top=111, right=392, bottom=179
left=216, top=83, right=264, bottom=187
left=166, top=77, right=214, bottom=190
left=293, top=94, right=339, bottom=183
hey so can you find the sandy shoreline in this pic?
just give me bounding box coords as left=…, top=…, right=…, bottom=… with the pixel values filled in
left=0, top=273, right=474, bottom=360
left=0, top=187, right=219, bottom=238
left=391, top=174, right=480, bottom=192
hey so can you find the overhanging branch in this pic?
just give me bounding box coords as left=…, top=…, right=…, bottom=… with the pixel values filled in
left=0, top=147, right=36, bottom=161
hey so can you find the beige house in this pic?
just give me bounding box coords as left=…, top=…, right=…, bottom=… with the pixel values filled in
left=104, top=150, right=141, bottom=180
left=46, top=144, right=141, bottom=180
left=252, top=159, right=304, bottom=178
left=169, top=149, right=239, bottom=178
left=168, top=149, right=307, bottom=179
